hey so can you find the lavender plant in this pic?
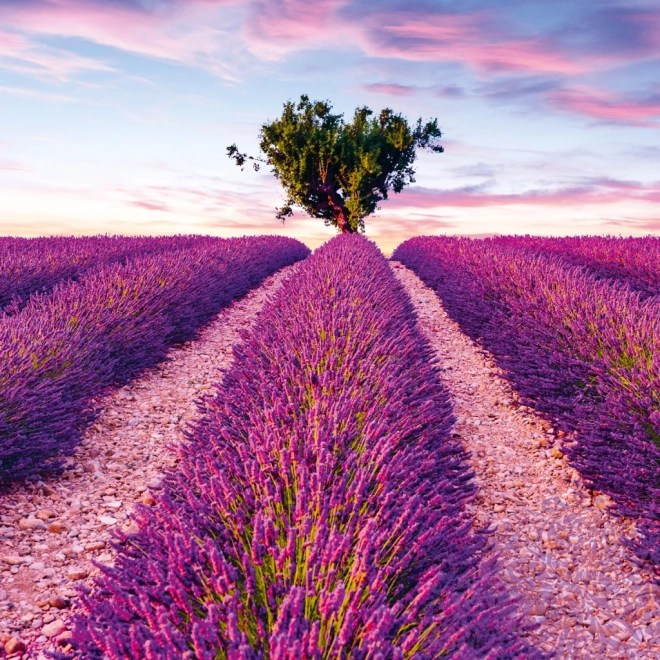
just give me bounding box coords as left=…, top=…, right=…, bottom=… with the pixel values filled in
left=394, top=236, right=660, bottom=571
left=71, top=235, right=538, bottom=660
left=492, top=235, right=660, bottom=299
left=0, top=235, right=211, bottom=312
left=0, top=236, right=309, bottom=486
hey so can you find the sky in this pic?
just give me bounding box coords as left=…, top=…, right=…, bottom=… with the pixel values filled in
left=1, top=0, right=659, bottom=254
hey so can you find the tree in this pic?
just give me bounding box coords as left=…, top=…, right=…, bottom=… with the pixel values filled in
left=227, top=95, right=443, bottom=234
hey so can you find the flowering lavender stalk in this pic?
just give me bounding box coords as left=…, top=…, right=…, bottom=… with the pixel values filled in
left=0, top=236, right=309, bottom=486
left=394, top=236, right=660, bottom=572
left=72, top=235, right=539, bottom=660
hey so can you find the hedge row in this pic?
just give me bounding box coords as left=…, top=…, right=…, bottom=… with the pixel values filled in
left=393, top=236, right=660, bottom=571
left=0, top=236, right=309, bottom=486
left=71, top=235, right=538, bottom=659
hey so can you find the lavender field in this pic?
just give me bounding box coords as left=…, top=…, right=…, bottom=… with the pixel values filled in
left=1, top=234, right=660, bottom=659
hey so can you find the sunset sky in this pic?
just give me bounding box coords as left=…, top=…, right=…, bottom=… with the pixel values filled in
left=1, top=0, right=659, bottom=253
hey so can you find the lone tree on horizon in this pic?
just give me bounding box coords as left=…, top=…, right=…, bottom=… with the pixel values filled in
left=227, top=95, right=444, bottom=234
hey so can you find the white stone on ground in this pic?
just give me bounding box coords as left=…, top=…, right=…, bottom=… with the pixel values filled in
left=392, top=262, right=660, bottom=660
left=0, top=264, right=298, bottom=658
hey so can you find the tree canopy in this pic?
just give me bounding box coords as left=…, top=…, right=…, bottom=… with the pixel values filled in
left=227, top=95, right=443, bottom=233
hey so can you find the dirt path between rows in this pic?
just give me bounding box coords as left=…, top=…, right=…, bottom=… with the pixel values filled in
left=0, top=264, right=298, bottom=659
left=392, top=262, right=660, bottom=659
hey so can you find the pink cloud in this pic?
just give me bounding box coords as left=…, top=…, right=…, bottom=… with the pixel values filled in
left=123, top=184, right=279, bottom=221
left=384, top=180, right=660, bottom=210
left=603, top=216, right=660, bottom=231
left=371, top=213, right=455, bottom=233
left=243, top=0, right=347, bottom=58
left=547, top=86, right=660, bottom=126
left=126, top=177, right=660, bottom=229
left=246, top=0, right=342, bottom=42
left=0, top=27, right=113, bottom=81
left=358, top=12, right=588, bottom=75
left=362, top=83, right=417, bottom=96
left=0, top=1, right=241, bottom=80
left=0, top=1, right=657, bottom=89
left=130, top=200, right=172, bottom=213
left=242, top=3, right=594, bottom=75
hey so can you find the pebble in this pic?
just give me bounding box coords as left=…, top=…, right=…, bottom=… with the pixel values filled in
left=4, top=637, right=25, bottom=655
left=49, top=594, right=69, bottom=609
left=41, top=619, right=66, bottom=638
left=393, top=263, right=660, bottom=660
left=18, top=518, right=46, bottom=532
left=66, top=567, right=88, bottom=581
left=1, top=556, right=24, bottom=566
left=56, top=630, right=73, bottom=646
left=0, top=264, right=297, bottom=657
left=140, top=492, right=156, bottom=506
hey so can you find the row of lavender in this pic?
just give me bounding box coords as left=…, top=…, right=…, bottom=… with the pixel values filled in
left=493, top=235, right=660, bottom=299
left=393, top=236, right=660, bottom=571
left=0, top=235, right=211, bottom=312
left=0, top=236, right=310, bottom=487
left=71, top=236, right=538, bottom=659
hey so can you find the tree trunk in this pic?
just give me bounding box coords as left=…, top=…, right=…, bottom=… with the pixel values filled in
left=314, top=178, right=354, bottom=233
left=336, top=211, right=353, bottom=234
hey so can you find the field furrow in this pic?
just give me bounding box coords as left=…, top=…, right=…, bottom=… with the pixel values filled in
left=0, top=263, right=297, bottom=658
left=392, top=262, right=660, bottom=660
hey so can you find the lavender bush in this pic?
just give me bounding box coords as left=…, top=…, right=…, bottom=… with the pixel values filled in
left=492, top=235, right=660, bottom=299
left=394, top=236, right=660, bottom=572
left=0, top=235, right=212, bottom=312
left=71, top=235, right=538, bottom=659
left=0, top=236, right=309, bottom=486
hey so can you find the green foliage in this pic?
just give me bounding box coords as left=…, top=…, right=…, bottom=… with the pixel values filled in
left=227, top=95, right=443, bottom=233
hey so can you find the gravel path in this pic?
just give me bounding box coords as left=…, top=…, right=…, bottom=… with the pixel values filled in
left=392, top=262, right=660, bottom=660
left=0, top=264, right=297, bottom=659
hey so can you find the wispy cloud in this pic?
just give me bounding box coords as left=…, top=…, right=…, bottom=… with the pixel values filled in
left=384, top=178, right=660, bottom=210
left=452, top=162, right=503, bottom=178
left=356, top=10, right=587, bottom=75
left=243, top=0, right=346, bottom=59
left=362, top=82, right=466, bottom=98
left=0, top=84, right=76, bottom=102
left=547, top=86, right=660, bottom=127
left=130, top=200, right=172, bottom=213
left=362, top=82, right=417, bottom=96
left=0, top=27, right=114, bottom=81
left=478, top=76, right=560, bottom=101
left=603, top=216, right=660, bottom=232
left=435, top=84, right=465, bottom=98
left=0, top=1, right=242, bottom=81
left=561, top=6, right=660, bottom=62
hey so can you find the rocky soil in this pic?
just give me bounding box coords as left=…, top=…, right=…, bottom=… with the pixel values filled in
left=392, top=262, right=660, bottom=659
left=0, top=264, right=298, bottom=659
